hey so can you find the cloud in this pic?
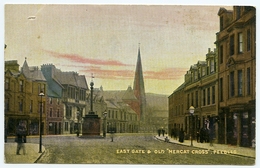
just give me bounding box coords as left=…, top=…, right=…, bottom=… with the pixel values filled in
left=144, top=68, right=187, bottom=80
left=44, top=50, right=133, bottom=66
left=78, top=65, right=187, bottom=81
left=79, top=66, right=135, bottom=79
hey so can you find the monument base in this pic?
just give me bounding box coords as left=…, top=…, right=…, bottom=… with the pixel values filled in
left=82, top=114, right=101, bottom=136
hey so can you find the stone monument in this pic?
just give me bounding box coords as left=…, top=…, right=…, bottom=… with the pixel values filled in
left=82, top=75, right=101, bottom=136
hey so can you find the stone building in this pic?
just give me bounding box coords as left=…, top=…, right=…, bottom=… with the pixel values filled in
left=5, top=59, right=47, bottom=136
left=215, top=6, right=256, bottom=147
left=169, top=48, right=218, bottom=141
left=41, top=64, right=88, bottom=134
left=101, top=86, right=140, bottom=133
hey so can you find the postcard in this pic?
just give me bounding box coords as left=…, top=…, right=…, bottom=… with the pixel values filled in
left=3, top=2, right=256, bottom=166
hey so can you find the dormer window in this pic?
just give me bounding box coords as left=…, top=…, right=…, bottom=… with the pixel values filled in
left=210, top=59, right=215, bottom=73
left=194, top=70, right=198, bottom=80
left=202, top=67, right=206, bottom=76
left=238, top=32, right=243, bottom=53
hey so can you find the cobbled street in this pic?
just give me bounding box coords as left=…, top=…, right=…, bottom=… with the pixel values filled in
left=27, top=134, right=255, bottom=165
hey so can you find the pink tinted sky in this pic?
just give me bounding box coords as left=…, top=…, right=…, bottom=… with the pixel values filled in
left=4, top=4, right=232, bottom=95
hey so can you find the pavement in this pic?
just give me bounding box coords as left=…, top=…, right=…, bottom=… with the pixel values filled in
left=155, top=135, right=256, bottom=159
left=4, top=142, right=45, bottom=164
left=4, top=134, right=255, bottom=164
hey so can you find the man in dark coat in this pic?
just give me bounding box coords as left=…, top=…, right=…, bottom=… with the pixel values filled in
left=16, top=122, right=26, bottom=155
left=179, top=128, right=184, bottom=143
left=158, top=129, right=161, bottom=136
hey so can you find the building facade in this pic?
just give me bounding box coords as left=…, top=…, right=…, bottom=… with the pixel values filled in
left=169, top=48, right=218, bottom=142
left=5, top=59, right=47, bottom=136
left=215, top=6, right=256, bottom=147
left=41, top=64, right=88, bottom=135
left=46, top=97, right=64, bottom=135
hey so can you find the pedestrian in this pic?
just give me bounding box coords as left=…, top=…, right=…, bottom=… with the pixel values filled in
left=162, top=129, right=165, bottom=137
left=200, top=128, right=204, bottom=143
left=179, top=128, right=184, bottom=143
left=165, top=136, right=169, bottom=143
left=158, top=129, right=161, bottom=137
left=175, top=129, right=179, bottom=140
left=16, top=122, right=27, bottom=155
left=196, top=130, right=200, bottom=143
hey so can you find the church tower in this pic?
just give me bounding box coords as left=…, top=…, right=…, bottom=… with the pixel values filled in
left=133, top=44, right=146, bottom=123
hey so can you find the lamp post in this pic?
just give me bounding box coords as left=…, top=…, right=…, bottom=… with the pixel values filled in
left=76, top=111, right=80, bottom=137
left=103, top=111, right=107, bottom=138
left=38, top=90, right=44, bottom=153
left=189, top=106, right=195, bottom=147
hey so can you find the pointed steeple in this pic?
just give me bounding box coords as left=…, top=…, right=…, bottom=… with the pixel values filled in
left=21, top=57, right=30, bottom=78
left=133, top=44, right=146, bottom=121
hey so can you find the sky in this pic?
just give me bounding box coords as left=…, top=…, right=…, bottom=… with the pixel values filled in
left=3, top=3, right=238, bottom=95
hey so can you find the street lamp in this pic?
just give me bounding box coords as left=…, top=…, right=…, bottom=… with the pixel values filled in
left=189, top=106, right=195, bottom=147
left=76, top=111, right=80, bottom=137
left=103, top=111, right=107, bottom=137
left=38, top=90, right=44, bottom=153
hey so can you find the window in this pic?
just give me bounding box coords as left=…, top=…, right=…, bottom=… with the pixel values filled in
left=57, top=109, right=60, bottom=117
left=247, top=68, right=251, bottom=95
left=210, top=59, right=215, bottom=73
left=5, top=98, right=9, bottom=112
left=194, top=71, right=198, bottom=81
left=195, top=91, right=198, bottom=107
left=212, top=86, right=215, bottom=104
left=68, top=87, right=71, bottom=98
left=19, top=80, right=24, bottom=92
left=220, top=78, right=223, bottom=101
left=191, top=92, right=194, bottom=106
left=220, top=45, right=223, bottom=64
left=49, top=122, right=53, bottom=131
left=202, top=67, right=206, bottom=76
left=5, top=78, right=10, bottom=90
left=247, top=29, right=251, bottom=51
left=230, top=35, right=235, bottom=56
left=38, top=84, right=45, bottom=94
left=238, top=32, right=243, bottom=53
left=49, top=98, right=52, bottom=104
left=19, top=99, right=23, bottom=112
left=230, top=71, right=235, bottom=97
left=57, top=99, right=60, bottom=105
left=207, top=88, right=210, bottom=105
left=203, top=89, right=206, bottom=106
left=238, top=70, right=243, bottom=96
left=65, top=122, right=69, bottom=131
left=50, top=108, right=53, bottom=117
left=187, top=94, right=189, bottom=109
left=30, top=100, right=33, bottom=113
left=69, top=106, right=72, bottom=116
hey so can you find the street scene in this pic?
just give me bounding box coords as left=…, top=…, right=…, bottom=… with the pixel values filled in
left=4, top=3, right=256, bottom=166
left=4, top=134, right=255, bottom=164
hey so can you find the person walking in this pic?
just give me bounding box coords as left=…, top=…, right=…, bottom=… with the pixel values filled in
left=158, top=129, right=161, bottom=136
left=162, top=129, right=165, bottom=137
left=196, top=130, right=200, bottom=143
left=16, top=122, right=26, bottom=155
left=179, top=128, right=184, bottom=143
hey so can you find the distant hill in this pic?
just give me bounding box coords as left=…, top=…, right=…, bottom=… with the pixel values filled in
left=146, top=93, right=168, bottom=111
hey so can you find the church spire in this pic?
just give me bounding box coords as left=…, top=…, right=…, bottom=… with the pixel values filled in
left=133, top=44, right=146, bottom=121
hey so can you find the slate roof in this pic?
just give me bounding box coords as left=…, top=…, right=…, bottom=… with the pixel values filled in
left=42, top=64, right=88, bottom=89
left=21, top=60, right=46, bottom=81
